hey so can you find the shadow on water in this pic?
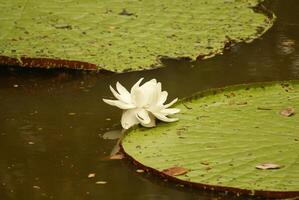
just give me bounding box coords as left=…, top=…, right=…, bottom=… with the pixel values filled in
left=0, top=0, right=299, bottom=199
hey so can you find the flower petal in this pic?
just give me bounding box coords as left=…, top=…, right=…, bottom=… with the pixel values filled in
left=135, top=109, right=151, bottom=124
left=164, top=98, right=178, bottom=108
left=161, top=108, right=180, bottom=115
left=116, top=82, right=131, bottom=103
left=109, top=85, right=122, bottom=100
left=139, top=79, right=158, bottom=106
left=132, top=87, right=148, bottom=107
left=140, top=79, right=157, bottom=93
left=149, top=82, right=161, bottom=106
left=121, top=109, right=139, bottom=129
left=103, top=99, right=135, bottom=109
left=153, top=112, right=178, bottom=122
left=130, top=78, right=144, bottom=94
left=158, top=91, right=168, bottom=105
left=141, top=113, right=156, bottom=127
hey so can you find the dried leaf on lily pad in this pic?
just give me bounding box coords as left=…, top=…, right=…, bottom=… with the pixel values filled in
left=256, top=163, right=284, bottom=170
left=280, top=107, right=295, bottom=117
left=162, top=167, right=189, bottom=176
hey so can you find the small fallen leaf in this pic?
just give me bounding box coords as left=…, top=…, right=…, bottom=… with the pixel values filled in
left=109, top=154, right=124, bottom=160
left=136, top=169, right=144, bottom=173
left=280, top=107, right=295, bottom=117
left=88, top=173, right=96, bottom=178
left=162, top=167, right=189, bottom=176
left=33, top=185, right=40, bottom=190
left=95, top=181, right=107, bottom=185
left=255, top=163, right=284, bottom=170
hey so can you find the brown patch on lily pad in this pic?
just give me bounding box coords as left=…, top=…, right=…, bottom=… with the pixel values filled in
left=236, top=101, right=248, bottom=105
left=200, top=161, right=210, bottom=165
left=255, top=163, right=284, bottom=170
left=162, top=167, right=189, bottom=176
left=280, top=107, right=295, bottom=117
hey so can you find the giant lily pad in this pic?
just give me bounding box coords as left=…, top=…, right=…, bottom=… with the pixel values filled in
left=0, top=0, right=274, bottom=71
left=121, top=81, right=299, bottom=198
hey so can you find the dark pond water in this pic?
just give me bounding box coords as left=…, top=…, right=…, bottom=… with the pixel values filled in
left=1, top=0, right=299, bottom=199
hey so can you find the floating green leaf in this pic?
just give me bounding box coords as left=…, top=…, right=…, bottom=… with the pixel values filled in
left=122, top=81, right=299, bottom=198
left=0, top=0, right=274, bottom=71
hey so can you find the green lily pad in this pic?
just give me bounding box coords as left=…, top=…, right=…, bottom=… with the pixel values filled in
left=121, top=81, right=299, bottom=198
left=0, top=0, right=274, bottom=71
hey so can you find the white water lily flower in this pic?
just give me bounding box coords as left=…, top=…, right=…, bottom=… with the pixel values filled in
left=103, top=78, right=180, bottom=129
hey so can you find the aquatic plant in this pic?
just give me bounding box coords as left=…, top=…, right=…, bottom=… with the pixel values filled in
left=103, top=78, right=180, bottom=129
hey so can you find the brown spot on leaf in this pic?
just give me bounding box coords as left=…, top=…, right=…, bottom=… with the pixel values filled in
left=280, top=107, right=295, bottom=117
left=119, top=9, right=135, bottom=16
left=224, top=92, right=236, bottom=98
left=255, top=163, right=284, bottom=170
left=162, top=167, right=189, bottom=176
left=205, top=166, right=212, bottom=171
left=182, top=103, right=192, bottom=109
left=200, top=161, right=210, bottom=165
left=54, top=24, right=72, bottom=30
left=257, top=107, right=272, bottom=110
left=236, top=101, right=248, bottom=105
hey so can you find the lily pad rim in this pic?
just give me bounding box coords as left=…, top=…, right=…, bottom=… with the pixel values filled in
left=120, top=145, right=299, bottom=199
left=120, top=80, right=299, bottom=199
left=175, top=80, right=299, bottom=106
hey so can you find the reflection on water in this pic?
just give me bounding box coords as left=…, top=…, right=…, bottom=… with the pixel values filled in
left=0, top=0, right=299, bottom=199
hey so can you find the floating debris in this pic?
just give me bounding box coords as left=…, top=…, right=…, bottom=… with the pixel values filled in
left=95, top=181, right=107, bottom=185
left=136, top=169, right=144, bottom=173
left=33, top=185, right=40, bottom=190
left=88, top=173, right=96, bottom=178
left=109, top=154, right=124, bottom=160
